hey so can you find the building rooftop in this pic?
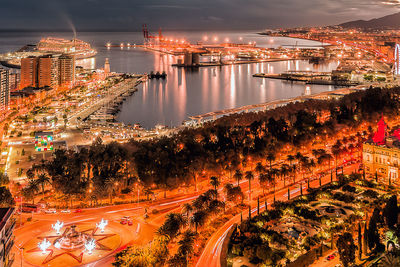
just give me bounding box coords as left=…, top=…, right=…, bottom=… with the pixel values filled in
left=365, top=116, right=400, bottom=150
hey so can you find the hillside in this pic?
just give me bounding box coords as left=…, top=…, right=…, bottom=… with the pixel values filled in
left=339, top=12, right=400, bottom=29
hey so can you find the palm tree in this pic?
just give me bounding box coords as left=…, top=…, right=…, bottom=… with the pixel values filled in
left=25, top=179, right=39, bottom=204
left=105, top=177, right=119, bottom=204
left=290, top=163, right=297, bottom=183
left=159, top=213, right=187, bottom=238
left=255, top=162, right=265, bottom=176
left=209, top=176, right=220, bottom=192
left=36, top=173, right=50, bottom=201
left=287, top=155, right=295, bottom=166
left=295, top=152, right=303, bottom=179
left=331, top=144, right=342, bottom=178
left=266, top=152, right=276, bottom=170
left=300, top=156, right=309, bottom=181
left=259, top=173, right=268, bottom=196
left=379, top=254, right=400, bottom=267
left=233, top=170, right=243, bottom=186
left=295, top=152, right=303, bottom=163
left=177, top=230, right=197, bottom=261
left=280, top=164, right=290, bottom=186
left=191, top=211, right=207, bottom=233
left=308, top=158, right=316, bottom=177
left=182, top=203, right=193, bottom=218
left=245, top=171, right=254, bottom=202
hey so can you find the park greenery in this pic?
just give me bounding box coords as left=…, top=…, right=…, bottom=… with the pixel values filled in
left=0, top=171, right=14, bottom=207
left=13, top=85, right=400, bottom=265
left=228, top=174, right=400, bottom=267
left=114, top=177, right=246, bottom=266
left=20, top=86, right=400, bottom=208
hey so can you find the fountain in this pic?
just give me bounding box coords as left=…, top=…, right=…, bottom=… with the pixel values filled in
left=85, top=239, right=96, bottom=254
left=52, top=220, right=64, bottom=235
left=53, top=225, right=91, bottom=250
left=96, top=219, right=108, bottom=233
left=38, top=238, right=51, bottom=254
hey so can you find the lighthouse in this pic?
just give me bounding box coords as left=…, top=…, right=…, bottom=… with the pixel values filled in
left=104, top=58, right=110, bottom=75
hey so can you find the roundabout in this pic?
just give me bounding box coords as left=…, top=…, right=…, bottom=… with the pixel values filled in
left=22, top=220, right=121, bottom=266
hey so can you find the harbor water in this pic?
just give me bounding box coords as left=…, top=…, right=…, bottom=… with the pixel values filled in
left=0, top=31, right=339, bottom=128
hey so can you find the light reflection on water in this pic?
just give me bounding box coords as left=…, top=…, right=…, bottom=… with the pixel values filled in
left=0, top=31, right=338, bottom=129
left=116, top=57, right=338, bottom=128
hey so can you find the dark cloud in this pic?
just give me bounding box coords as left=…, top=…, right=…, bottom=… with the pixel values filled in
left=1, top=0, right=399, bottom=31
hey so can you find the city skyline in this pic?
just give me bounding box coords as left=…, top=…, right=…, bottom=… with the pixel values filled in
left=1, top=0, right=400, bottom=31
left=2, top=1, right=400, bottom=266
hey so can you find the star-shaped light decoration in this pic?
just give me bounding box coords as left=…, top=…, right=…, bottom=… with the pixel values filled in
left=26, top=224, right=116, bottom=265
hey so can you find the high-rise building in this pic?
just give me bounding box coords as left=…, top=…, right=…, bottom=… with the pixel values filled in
left=20, top=57, right=38, bottom=89
left=58, top=55, right=75, bottom=88
left=20, top=55, right=61, bottom=89
left=0, top=208, right=15, bottom=267
left=38, top=55, right=59, bottom=88
left=8, top=72, right=20, bottom=91
left=0, top=67, right=10, bottom=111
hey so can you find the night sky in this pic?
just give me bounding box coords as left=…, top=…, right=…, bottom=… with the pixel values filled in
left=2, top=0, right=399, bottom=31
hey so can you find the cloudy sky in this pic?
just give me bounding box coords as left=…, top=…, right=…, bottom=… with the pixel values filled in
left=2, top=0, right=400, bottom=31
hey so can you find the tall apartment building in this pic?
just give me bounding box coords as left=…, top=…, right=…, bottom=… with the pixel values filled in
left=20, top=54, right=75, bottom=90
left=0, top=208, right=15, bottom=267
left=20, top=57, right=37, bottom=89
left=58, top=55, right=75, bottom=88
left=8, top=73, right=20, bottom=91
left=0, top=68, right=10, bottom=111
left=38, top=56, right=59, bottom=88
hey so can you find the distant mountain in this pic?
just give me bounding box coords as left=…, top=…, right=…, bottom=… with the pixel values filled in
left=339, top=12, right=400, bottom=29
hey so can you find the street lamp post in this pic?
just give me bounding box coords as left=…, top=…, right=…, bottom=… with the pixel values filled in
left=19, top=196, right=22, bottom=226
left=19, top=246, right=24, bottom=267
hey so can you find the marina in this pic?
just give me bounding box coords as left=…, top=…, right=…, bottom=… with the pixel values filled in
left=253, top=71, right=360, bottom=86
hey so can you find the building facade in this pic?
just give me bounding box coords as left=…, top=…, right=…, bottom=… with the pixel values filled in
left=0, top=68, right=10, bottom=112
left=20, top=57, right=38, bottom=89
left=58, top=55, right=75, bottom=88
left=8, top=73, right=19, bottom=91
left=363, top=140, right=400, bottom=182
left=20, top=54, right=75, bottom=90
left=363, top=117, right=400, bottom=183
left=0, top=208, right=15, bottom=267
left=38, top=56, right=59, bottom=88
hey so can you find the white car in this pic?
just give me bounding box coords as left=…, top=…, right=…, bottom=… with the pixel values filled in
left=61, top=209, right=71, bottom=213
left=45, top=208, right=57, bottom=214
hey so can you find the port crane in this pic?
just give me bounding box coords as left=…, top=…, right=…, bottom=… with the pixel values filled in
left=142, top=24, right=163, bottom=46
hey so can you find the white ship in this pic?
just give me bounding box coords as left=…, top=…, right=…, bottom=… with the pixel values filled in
left=37, top=37, right=97, bottom=59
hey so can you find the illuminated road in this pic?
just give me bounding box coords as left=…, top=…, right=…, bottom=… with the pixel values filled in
left=12, top=193, right=201, bottom=267
left=196, top=163, right=358, bottom=267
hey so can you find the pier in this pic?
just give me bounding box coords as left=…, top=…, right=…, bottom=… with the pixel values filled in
left=68, top=75, right=146, bottom=125
left=187, top=85, right=367, bottom=124
left=253, top=71, right=360, bottom=86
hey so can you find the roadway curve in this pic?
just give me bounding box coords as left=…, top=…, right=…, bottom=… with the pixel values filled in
left=197, top=163, right=358, bottom=267
left=12, top=193, right=200, bottom=267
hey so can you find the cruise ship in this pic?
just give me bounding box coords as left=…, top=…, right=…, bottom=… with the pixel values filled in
left=36, top=37, right=97, bottom=59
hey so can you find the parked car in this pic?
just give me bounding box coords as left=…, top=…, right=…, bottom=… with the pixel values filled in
left=326, top=254, right=335, bottom=261
left=120, top=216, right=132, bottom=225
left=74, top=209, right=82, bottom=213
left=61, top=209, right=71, bottom=213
